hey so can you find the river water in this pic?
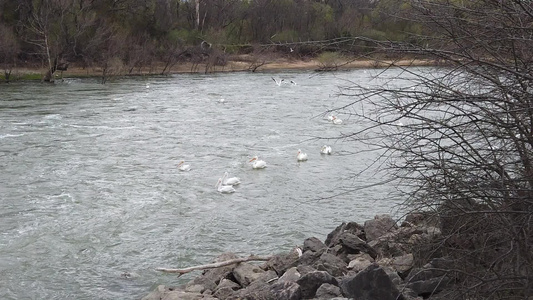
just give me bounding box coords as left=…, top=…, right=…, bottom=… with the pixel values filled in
left=0, top=69, right=407, bottom=299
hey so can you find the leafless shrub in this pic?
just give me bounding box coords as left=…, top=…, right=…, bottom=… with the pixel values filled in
left=332, top=1, right=533, bottom=298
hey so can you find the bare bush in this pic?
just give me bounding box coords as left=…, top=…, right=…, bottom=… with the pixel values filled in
left=333, top=1, right=533, bottom=298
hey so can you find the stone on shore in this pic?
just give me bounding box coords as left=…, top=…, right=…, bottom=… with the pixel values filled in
left=144, top=214, right=456, bottom=300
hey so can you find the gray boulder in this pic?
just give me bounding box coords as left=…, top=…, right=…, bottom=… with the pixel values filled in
left=339, top=264, right=403, bottom=300
left=213, top=279, right=241, bottom=300
left=278, top=267, right=301, bottom=283
left=265, top=250, right=300, bottom=275
left=303, top=237, right=327, bottom=252
left=232, top=262, right=267, bottom=287
left=271, top=281, right=302, bottom=300
left=364, top=214, right=398, bottom=242
left=338, top=232, right=378, bottom=259
left=315, top=283, right=342, bottom=299
left=325, top=222, right=365, bottom=247
left=313, top=252, right=348, bottom=277
left=141, top=285, right=218, bottom=300
left=296, top=270, right=338, bottom=299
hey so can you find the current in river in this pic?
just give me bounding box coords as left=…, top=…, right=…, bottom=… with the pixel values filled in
left=0, top=68, right=410, bottom=299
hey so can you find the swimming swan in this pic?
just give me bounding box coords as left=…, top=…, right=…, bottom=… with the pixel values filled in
left=249, top=156, right=267, bottom=169
left=222, top=172, right=241, bottom=186
left=177, top=161, right=191, bottom=171
left=216, top=178, right=236, bottom=193
left=297, top=149, right=308, bottom=161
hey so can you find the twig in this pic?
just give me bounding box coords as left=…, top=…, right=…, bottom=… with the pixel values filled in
left=155, top=255, right=273, bottom=277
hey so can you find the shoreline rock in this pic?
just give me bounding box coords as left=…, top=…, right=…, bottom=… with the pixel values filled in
left=143, top=214, right=452, bottom=300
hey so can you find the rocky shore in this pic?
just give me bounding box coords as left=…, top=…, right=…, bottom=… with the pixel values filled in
left=142, top=213, right=454, bottom=300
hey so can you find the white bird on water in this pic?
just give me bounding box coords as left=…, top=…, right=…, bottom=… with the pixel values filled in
left=272, top=77, right=285, bottom=86
left=216, top=178, right=235, bottom=193
left=297, top=149, right=308, bottom=161
left=321, top=145, right=332, bottom=155
left=249, top=156, right=267, bottom=169
left=332, top=116, right=343, bottom=125
left=177, top=160, right=191, bottom=171
left=222, top=172, right=241, bottom=186
left=327, top=115, right=335, bottom=121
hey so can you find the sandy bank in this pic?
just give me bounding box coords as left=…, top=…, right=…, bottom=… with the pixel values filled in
left=7, top=56, right=436, bottom=79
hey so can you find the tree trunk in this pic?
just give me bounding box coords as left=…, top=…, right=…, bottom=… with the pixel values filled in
left=195, top=0, right=200, bottom=30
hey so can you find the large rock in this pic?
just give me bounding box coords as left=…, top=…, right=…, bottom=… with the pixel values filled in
left=296, top=271, right=338, bottom=299
left=297, top=247, right=325, bottom=267
left=325, top=222, right=365, bottom=247
left=315, top=283, right=342, bottom=299
left=265, top=251, right=300, bottom=275
left=203, top=252, right=240, bottom=283
left=338, top=232, right=378, bottom=259
left=278, top=267, right=301, bottom=283
left=183, top=253, right=240, bottom=293
left=339, top=264, right=403, bottom=300
left=364, top=214, right=398, bottom=242
left=232, top=262, right=268, bottom=287
left=271, top=281, right=302, bottom=300
left=312, top=252, right=348, bottom=277
left=391, top=253, right=414, bottom=275
left=303, top=237, right=327, bottom=252
left=212, top=279, right=241, bottom=300
left=226, top=270, right=278, bottom=299
left=404, top=258, right=455, bottom=296
left=141, top=285, right=218, bottom=300
left=348, top=256, right=373, bottom=272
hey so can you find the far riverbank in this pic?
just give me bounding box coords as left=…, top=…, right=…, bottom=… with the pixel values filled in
left=2, top=55, right=437, bottom=82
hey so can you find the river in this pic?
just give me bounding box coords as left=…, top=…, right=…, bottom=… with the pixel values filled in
left=0, top=69, right=408, bottom=299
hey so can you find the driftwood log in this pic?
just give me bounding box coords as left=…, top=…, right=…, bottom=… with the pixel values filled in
left=156, top=255, right=273, bottom=277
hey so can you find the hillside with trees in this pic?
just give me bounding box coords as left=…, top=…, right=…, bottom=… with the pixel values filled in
left=0, top=0, right=424, bottom=81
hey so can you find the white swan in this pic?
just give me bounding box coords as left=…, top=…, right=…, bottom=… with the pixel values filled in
left=177, top=160, right=191, bottom=171
left=222, top=172, right=241, bottom=186
left=249, top=156, right=267, bottom=169
left=332, top=116, right=343, bottom=125
left=216, top=178, right=235, bottom=193
left=327, top=115, right=335, bottom=121
left=320, top=145, right=332, bottom=155
left=272, top=77, right=285, bottom=86
left=297, top=149, right=308, bottom=161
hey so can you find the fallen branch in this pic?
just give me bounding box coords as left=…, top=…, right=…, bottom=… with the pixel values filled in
left=155, top=255, right=273, bottom=277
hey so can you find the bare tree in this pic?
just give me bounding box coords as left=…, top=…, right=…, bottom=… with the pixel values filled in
left=81, top=21, right=126, bottom=83
left=0, top=24, right=20, bottom=82
left=330, top=1, right=533, bottom=298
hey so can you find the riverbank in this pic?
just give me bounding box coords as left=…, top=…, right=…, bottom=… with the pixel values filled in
left=142, top=213, right=451, bottom=300
left=2, top=55, right=436, bottom=81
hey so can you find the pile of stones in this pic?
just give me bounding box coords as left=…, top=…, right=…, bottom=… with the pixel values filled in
left=143, top=214, right=454, bottom=300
